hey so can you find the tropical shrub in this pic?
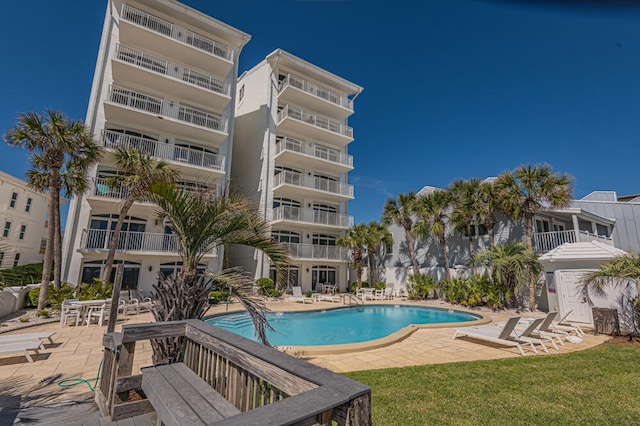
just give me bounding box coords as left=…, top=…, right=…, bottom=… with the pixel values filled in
left=208, top=291, right=230, bottom=304
left=406, top=274, right=437, bottom=300
left=438, top=275, right=505, bottom=309
left=27, top=279, right=112, bottom=310
left=0, top=263, right=48, bottom=287
left=351, top=281, right=369, bottom=293
left=373, top=282, right=386, bottom=291
left=256, top=277, right=281, bottom=297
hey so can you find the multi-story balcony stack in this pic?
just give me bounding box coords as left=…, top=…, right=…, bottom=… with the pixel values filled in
left=61, top=0, right=250, bottom=293
left=231, top=49, right=362, bottom=293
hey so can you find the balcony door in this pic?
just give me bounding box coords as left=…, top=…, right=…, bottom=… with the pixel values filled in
left=312, top=265, right=336, bottom=292
left=81, top=260, right=141, bottom=290
left=89, top=214, right=146, bottom=250
left=269, top=265, right=300, bottom=290
left=313, top=203, right=337, bottom=226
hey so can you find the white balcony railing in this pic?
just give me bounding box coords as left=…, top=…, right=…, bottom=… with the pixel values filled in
left=107, top=85, right=228, bottom=133
left=533, top=229, right=614, bottom=253
left=80, top=228, right=217, bottom=255
left=115, top=44, right=229, bottom=96
left=273, top=170, right=354, bottom=198
left=281, top=243, right=349, bottom=261
left=275, top=136, right=353, bottom=167
left=89, top=178, right=215, bottom=202
left=272, top=206, right=353, bottom=228
left=121, top=5, right=233, bottom=61
left=277, top=105, right=353, bottom=138
left=101, top=130, right=225, bottom=171
left=279, top=74, right=353, bottom=110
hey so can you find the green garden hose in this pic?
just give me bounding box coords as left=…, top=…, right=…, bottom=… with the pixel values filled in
left=57, top=359, right=103, bottom=391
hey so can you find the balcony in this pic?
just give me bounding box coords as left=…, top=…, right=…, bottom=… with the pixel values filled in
left=533, top=229, right=614, bottom=253
left=275, top=136, right=353, bottom=174
left=278, top=74, right=353, bottom=119
left=281, top=243, right=349, bottom=262
left=100, top=130, right=225, bottom=175
left=273, top=170, right=354, bottom=202
left=113, top=44, right=230, bottom=110
left=119, top=4, right=233, bottom=75
left=277, top=104, right=353, bottom=146
left=79, top=228, right=217, bottom=256
left=104, top=85, right=228, bottom=144
left=272, top=206, right=353, bottom=229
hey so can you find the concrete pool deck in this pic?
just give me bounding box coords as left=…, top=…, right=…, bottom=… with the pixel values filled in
left=0, top=299, right=609, bottom=408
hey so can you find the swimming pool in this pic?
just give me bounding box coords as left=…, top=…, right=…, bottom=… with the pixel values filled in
left=206, top=305, right=481, bottom=347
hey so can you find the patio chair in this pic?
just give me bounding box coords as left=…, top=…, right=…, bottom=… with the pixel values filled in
left=286, top=286, right=313, bottom=304
left=453, top=317, right=537, bottom=356
left=60, top=299, right=81, bottom=327
left=86, top=302, right=109, bottom=327
left=383, top=287, right=394, bottom=300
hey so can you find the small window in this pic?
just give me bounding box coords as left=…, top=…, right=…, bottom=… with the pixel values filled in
left=19, top=224, right=26, bottom=240
left=239, top=84, right=245, bottom=102
left=10, top=192, right=17, bottom=208
left=13, top=253, right=20, bottom=267
left=0, top=252, right=4, bottom=266
left=39, top=238, right=47, bottom=254
left=3, top=221, right=11, bottom=238
left=25, top=197, right=32, bottom=212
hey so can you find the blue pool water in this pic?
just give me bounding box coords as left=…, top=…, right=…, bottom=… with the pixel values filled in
left=206, top=305, right=480, bottom=346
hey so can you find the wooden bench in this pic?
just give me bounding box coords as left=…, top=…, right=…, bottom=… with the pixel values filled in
left=0, top=340, right=43, bottom=363
left=0, top=331, right=55, bottom=346
left=141, top=362, right=240, bottom=426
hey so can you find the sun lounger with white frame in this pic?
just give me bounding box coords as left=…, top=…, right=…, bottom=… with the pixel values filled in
left=453, top=316, right=537, bottom=356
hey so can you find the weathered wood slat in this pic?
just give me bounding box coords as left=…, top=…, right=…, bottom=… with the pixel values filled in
left=111, top=399, right=154, bottom=421
left=115, top=374, right=143, bottom=393
left=121, top=321, right=186, bottom=343
left=141, top=363, right=240, bottom=426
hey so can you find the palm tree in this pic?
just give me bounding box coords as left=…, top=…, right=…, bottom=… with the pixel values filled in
left=478, top=180, right=500, bottom=249
left=337, top=223, right=368, bottom=289
left=495, top=164, right=573, bottom=311
left=363, top=221, right=392, bottom=284
left=472, top=242, right=541, bottom=308
left=413, top=190, right=453, bottom=280
left=101, top=148, right=178, bottom=283
left=4, top=111, right=101, bottom=309
left=145, top=182, right=289, bottom=364
left=382, top=192, right=420, bottom=274
left=450, top=178, right=483, bottom=275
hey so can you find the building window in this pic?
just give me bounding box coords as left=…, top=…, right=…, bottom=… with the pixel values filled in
left=159, top=261, right=205, bottom=279
left=0, top=252, right=4, bottom=267
left=312, top=234, right=337, bottom=246
left=19, top=224, right=26, bottom=240
left=9, top=192, right=17, bottom=208
left=272, top=230, right=300, bottom=244
left=39, top=238, right=47, bottom=254
left=81, top=260, right=141, bottom=290
left=311, top=265, right=336, bottom=291
left=239, top=84, right=244, bottom=102
left=269, top=265, right=299, bottom=288
left=3, top=221, right=11, bottom=238
left=25, top=197, right=32, bottom=212
left=13, top=253, right=20, bottom=267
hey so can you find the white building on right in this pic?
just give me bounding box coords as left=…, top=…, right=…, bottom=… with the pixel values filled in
left=230, top=50, right=362, bottom=293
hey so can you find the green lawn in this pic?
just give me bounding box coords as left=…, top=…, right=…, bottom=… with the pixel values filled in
left=345, top=344, right=640, bottom=425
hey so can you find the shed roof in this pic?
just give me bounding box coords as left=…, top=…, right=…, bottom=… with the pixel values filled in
left=538, top=241, right=627, bottom=263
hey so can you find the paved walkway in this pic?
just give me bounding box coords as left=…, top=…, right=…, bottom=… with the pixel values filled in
left=0, top=299, right=608, bottom=414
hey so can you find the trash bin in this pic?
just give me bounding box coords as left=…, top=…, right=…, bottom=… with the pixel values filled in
left=592, top=307, right=620, bottom=336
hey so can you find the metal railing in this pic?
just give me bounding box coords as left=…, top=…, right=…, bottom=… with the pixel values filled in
left=273, top=170, right=354, bottom=197
left=121, top=4, right=233, bottom=61
left=275, top=136, right=353, bottom=167
left=115, top=44, right=229, bottom=96
left=107, top=85, right=228, bottom=133
left=279, top=73, right=353, bottom=110
left=277, top=104, right=353, bottom=138
left=101, top=130, right=225, bottom=171
left=89, top=177, right=216, bottom=202
left=80, top=228, right=181, bottom=253
left=96, top=320, right=371, bottom=423
left=281, top=243, right=349, bottom=261
left=273, top=206, right=353, bottom=228
left=533, top=229, right=613, bottom=253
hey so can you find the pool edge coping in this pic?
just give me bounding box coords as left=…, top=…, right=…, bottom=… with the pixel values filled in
left=206, top=304, right=491, bottom=356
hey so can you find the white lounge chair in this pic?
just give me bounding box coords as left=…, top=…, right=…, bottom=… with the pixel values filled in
left=0, top=340, right=43, bottom=363
left=0, top=332, right=55, bottom=347
left=517, top=312, right=567, bottom=346
left=286, top=286, right=313, bottom=304
left=551, top=311, right=585, bottom=337
left=477, top=318, right=552, bottom=353
left=453, top=317, right=537, bottom=356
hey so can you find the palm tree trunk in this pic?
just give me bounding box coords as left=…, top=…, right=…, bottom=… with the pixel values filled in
left=102, top=198, right=135, bottom=283
left=439, top=234, right=451, bottom=281
left=487, top=223, right=495, bottom=249
left=53, top=188, right=62, bottom=289
left=468, top=223, right=477, bottom=275
left=525, top=214, right=536, bottom=311
left=367, top=251, right=376, bottom=284
left=405, top=228, right=420, bottom=274
left=38, top=170, right=58, bottom=310
left=356, top=255, right=363, bottom=289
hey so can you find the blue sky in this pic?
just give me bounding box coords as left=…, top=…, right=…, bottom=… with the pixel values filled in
left=1, top=0, right=639, bottom=227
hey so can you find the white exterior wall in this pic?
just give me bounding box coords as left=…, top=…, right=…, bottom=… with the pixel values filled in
left=230, top=50, right=361, bottom=293
left=0, top=171, right=49, bottom=268
left=62, top=0, right=249, bottom=294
